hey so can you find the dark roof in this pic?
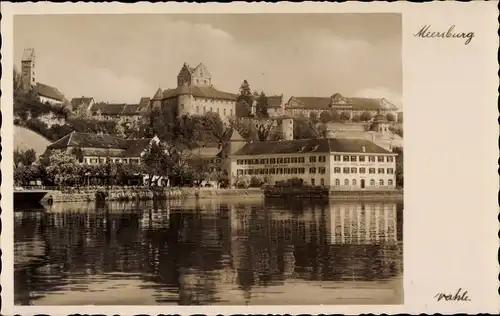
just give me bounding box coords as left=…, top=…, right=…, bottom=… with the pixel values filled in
left=124, top=139, right=152, bottom=156
left=122, top=104, right=141, bottom=115
left=161, top=85, right=237, bottom=101
left=35, top=83, right=64, bottom=101
left=286, top=97, right=331, bottom=109
left=47, top=132, right=153, bottom=157
left=286, top=94, right=397, bottom=111
left=232, top=138, right=393, bottom=156
left=267, top=95, right=283, bottom=108
left=71, top=97, right=93, bottom=108
left=153, top=88, right=163, bottom=99
left=90, top=103, right=142, bottom=116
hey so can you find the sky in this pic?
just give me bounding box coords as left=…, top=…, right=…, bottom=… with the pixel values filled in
left=14, top=14, right=402, bottom=108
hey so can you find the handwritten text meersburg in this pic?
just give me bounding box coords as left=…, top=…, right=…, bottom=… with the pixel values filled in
left=414, top=25, right=475, bottom=45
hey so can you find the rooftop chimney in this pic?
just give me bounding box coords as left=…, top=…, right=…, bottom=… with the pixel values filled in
left=362, top=146, right=366, bottom=153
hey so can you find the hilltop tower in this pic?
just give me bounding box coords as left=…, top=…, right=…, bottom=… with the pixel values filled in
left=21, top=48, right=36, bottom=92
left=177, top=62, right=212, bottom=87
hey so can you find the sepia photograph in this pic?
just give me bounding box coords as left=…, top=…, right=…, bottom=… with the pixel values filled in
left=11, top=13, right=405, bottom=306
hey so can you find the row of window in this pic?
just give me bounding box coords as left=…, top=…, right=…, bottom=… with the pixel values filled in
left=236, top=155, right=394, bottom=166
left=192, top=105, right=234, bottom=116
left=334, top=167, right=394, bottom=174
left=335, top=179, right=394, bottom=186
left=237, top=156, right=327, bottom=165
left=237, top=167, right=327, bottom=176
left=333, top=155, right=394, bottom=163
left=84, top=157, right=140, bottom=165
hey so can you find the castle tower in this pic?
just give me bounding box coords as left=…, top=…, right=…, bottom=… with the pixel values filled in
left=281, top=117, right=294, bottom=140
left=21, top=48, right=36, bottom=92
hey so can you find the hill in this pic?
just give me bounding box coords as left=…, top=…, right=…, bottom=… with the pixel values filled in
left=14, top=125, right=52, bottom=156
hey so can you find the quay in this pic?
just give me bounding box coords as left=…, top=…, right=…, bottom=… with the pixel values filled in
left=264, top=186, right=403, bottom=201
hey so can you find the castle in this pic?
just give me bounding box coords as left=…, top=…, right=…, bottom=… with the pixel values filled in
left=151, top=63, right=237, bottom=122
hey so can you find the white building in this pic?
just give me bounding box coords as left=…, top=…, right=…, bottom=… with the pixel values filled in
left=229, top=131, right=398, bottom=191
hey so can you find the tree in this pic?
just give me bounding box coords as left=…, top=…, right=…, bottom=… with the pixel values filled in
left=386, top=113, right=396, bottom=122
left=340, top=111, right=351, bottom=122
left=293, top=118, right=318, bottom=139
left=309, top=111, right=319, bottom=124
left=352, top=114, right=361, bottom=122
left=237, top=80, right=253, bottom=110
left=256, top=92, right=269, bottom=118
left=141, top=141, right=172, bottom=186
left=360, top=111, right=373, bottom=122
left=14, top=148, right=37, bottom=168
left=44, top=150, right=84, bottom=186
left=319, top=110, right=333, bottom=123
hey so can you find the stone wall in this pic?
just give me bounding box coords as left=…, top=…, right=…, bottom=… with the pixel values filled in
left=42, top=187, right=263, bottom=203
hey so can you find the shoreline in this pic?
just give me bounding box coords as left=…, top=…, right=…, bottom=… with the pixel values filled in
left=40, top=187, right=265, bottom=204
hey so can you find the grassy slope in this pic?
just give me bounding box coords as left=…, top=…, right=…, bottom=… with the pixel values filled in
left=14, top=125, right=51, bottom=156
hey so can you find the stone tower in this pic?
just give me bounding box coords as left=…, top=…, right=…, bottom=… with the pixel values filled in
left=21, top=48, right=36, bottom=92
left=281, top=117, right=294, bottom=140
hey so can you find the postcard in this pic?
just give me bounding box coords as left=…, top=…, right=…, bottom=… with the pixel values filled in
left=1, top=2, right=498, bottom=315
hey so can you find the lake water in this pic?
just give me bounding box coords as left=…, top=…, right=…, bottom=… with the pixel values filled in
left=14, top=197, right=403, bottom=305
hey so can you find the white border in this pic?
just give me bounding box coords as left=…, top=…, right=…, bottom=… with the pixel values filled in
left=1, top=2, right=498, bottom=315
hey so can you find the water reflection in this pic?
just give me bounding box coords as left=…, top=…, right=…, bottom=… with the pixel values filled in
left=14, top=198, right=403, bottom=305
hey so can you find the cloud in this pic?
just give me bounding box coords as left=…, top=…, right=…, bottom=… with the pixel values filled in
left=353, top=87, right=403, bottom=110
left=15, top=15, right=401, bottom=104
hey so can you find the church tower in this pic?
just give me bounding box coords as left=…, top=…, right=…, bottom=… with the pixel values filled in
left=21, top=48, right=36, bottom=92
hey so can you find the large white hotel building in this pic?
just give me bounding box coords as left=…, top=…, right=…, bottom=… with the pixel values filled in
left=229, top=122, right=398, bottom=191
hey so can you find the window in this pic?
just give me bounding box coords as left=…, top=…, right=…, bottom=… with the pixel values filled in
left=292, top=168, right=298, bottom=174
left=352, top=179, right=357, bottom=185
left=292, top=157, right=298, bottom=163
left=216, top=108, right=220, bottom=114
left=265, top=158, right=269, bottom=164
left=369, top=168, right=376, bottom=174
left=334, top=155, right=341, bottom=161
left=237, top=170, right=243, bottom=176
left=369, top=156, right=376, bottom=162
left=379, top=179, right=384, bottom=186
left=284, top=158, right=290, bottom=163
left=260, top=159, right=265, bottom=164
left=359, top=167, right=366, bottom=174
left=278, top=158, right=284, bottom=164
left=319, top=167, right=326, bottom=174
left=359, top=156, right=365, bottom=162
left=230, top=109, right=233, bottom=116
left=343, top=155, right=349, bottom=162
left=351, top=167, right=357, bottom=173
left=253, top=159, right=259, bottom=164
left=378, top=156, right=385, bottom=162
left=270, top=158, right=276, bottom=164
left=350, top=155, right=357, bottom=162
left=299, top=167, right=305, bottom=174
left=311, top=179, right=315, bottom=186
left=270, top=168, right=276, bottom=174
left=334, top=167, right=341, bottom=173
left=343, top=167, right=350, bottom=174
left=335, top=179, right=340, bottom=185
left=309, top=167, right=316, bottom=174
left=319, top=156, right=326, bottom=162
left=223, top=109, right=226, bottom=116
left=320, top=178, right=325, bottom=186
left=90, top=158, right=98, bottom=164
left=278, top=168, right=283, bottom=174
left=298, top=157, right=305, bottom=163
left=387, top=156, right=394, bottom=162
left=388, top=179, right=394, bottom=186
left=309, top=156, right=316, bottom=163
left=203, top=107, right=206, bottom=113
left=344, top=179, right=349, bottom=185
left=180, top=104, right=184, bottom=110
left=370, top=179, right=375, bottom=186
left=378, top=168, right=385, bottom=174
left=237, top=160, right=242, bottom=165
left=387, top=168, right=394, bottom=174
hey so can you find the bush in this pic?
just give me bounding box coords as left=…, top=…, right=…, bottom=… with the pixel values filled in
left=249, top=176, right=264, bottom=188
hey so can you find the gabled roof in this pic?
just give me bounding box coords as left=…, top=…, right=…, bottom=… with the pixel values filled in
left=232, top=138, right=393, bottom=156
left=71, top=97, right=94, bottom=108
left=153, top=88, right=163, bottom=100
left=90, top=103, right=142, bottom=116
left=122, top=104, right=141, bottom=115
left=161, top=85, right=237, bottom=101
left=34, top=83, right=64, bottom=102
left=47, top=132, right=154, bottom=157
left=267, top=95, right=283, bottom=108
left=286, top=97, right=331, bottom=110
left=139, top=97, right=150, bottom=109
